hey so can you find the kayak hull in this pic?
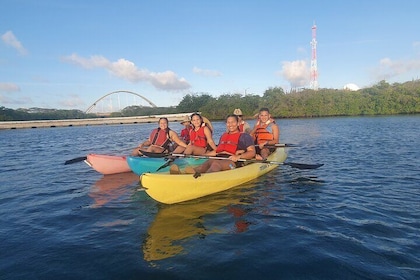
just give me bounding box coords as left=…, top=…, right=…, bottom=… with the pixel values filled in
left=85, top=154, right=131, bottom=175
left=127, top=156, right=206, bottom=176
left=140, top=148, right=287, bottom=204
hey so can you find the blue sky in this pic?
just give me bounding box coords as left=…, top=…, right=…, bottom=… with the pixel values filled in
left=1, top=0, right=420, bottom=111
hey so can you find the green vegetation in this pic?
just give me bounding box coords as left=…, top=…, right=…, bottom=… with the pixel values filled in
left=1, top=80, right=419, bottom=121
left=113, top=106, right=179, bottom=117
left=253, top=80, right=419, bottom=118
left=0, top=107, right=95, bottom=121
left=178, top=80, right=420, bottom=119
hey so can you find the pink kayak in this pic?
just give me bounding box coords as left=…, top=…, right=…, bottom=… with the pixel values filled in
left=84, top=154, right=132, bottom=175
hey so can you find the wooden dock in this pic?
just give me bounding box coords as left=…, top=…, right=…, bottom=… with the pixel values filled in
left=0, top=113, right=195, bottom=130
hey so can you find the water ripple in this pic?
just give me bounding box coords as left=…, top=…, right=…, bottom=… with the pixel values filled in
left=1, top=116, right=419, bottom=279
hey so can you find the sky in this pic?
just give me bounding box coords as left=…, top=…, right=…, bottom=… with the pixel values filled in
left=1, top=0, right=420, bottom=111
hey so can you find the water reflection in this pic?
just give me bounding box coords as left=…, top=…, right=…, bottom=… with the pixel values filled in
left=142, top=186, right=257, bottom=262
left=89, top=172, right=139, bottom=207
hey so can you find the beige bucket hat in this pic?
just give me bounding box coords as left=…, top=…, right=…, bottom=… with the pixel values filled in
left=180, top=115, right=191, bottom=124
left=233, top=108, right=243, bottom=115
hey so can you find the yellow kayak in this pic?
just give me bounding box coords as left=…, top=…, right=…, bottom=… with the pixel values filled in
left=140, top=148, right=287, bottom=204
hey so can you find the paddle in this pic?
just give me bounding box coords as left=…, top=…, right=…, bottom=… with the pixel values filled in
left=155, top=157, right=176, bottom=172
left=64, top=145, right=168, bottom=165
left=154, top=143, right=302, bottom=171
left=257, top=143, right=299, bottom=148
left=64, top=146, right=171, bottom=165
left=170, top=154, right=324, bottom=170
left=64, top=156, right=87, bottom=165
left=140, top=150, right=169, bottom=158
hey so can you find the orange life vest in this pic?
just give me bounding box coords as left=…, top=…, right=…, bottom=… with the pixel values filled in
left=216, top=132, right=242, bottom=155
left=150, top=128, right=172, bottom=149
left=190, top=126, right=208, bottom=148
left=253, top=120, right=275, bottom=144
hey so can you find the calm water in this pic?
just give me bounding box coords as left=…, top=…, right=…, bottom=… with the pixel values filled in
left=0, top=116, right=419, bottom=279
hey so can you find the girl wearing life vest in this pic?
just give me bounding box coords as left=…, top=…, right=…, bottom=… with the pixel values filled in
left=132, top=117, right=187, bottom=155
left=250, top=108, right=279, bottom=160
left=183, top=113, right=217, bottom=156
left=170, top=115, right=256, bottom=174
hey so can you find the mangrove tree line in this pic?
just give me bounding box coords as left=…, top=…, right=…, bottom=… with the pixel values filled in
left=1, top=80, right=419, bottom=121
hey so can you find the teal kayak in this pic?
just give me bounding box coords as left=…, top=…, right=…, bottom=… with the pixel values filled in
left=126, top=156, right=206, bottom=175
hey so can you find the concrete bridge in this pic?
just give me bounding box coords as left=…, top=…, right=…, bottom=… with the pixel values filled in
left=85, top=90, right=158, bottom=115
left=0, top=113, right=196, bottom=130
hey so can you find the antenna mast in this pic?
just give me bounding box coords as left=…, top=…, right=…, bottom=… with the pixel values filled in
left=310, top=23, right=319, bottom=90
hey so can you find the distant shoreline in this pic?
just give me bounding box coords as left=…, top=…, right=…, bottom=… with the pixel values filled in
left=0, top=113, right=196, bottom=130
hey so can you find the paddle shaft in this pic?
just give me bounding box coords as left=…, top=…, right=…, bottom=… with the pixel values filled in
left=171, top=154, right=281, bottom=164
left=65, top=146, right=140, bottom=165
left=170, top=154, right=323, bottom=170
left=66, top=143, right=298, bottom=165
left=256, top=143, right=298, bottom=148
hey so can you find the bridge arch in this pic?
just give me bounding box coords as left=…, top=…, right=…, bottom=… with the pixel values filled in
left=85, top=90, right=157, bottom=114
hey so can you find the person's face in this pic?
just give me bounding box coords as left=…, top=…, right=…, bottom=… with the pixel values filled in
left=159, top=119, right=168, bottom=129
left=226, top=116, right=239, bottom=133
left=191, top=115, right=202, bottom=128
left=259, top=111, right=270, bottom=123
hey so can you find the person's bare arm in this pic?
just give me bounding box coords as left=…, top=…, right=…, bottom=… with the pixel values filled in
left=169, top=131, right=187, bottom=148
left=230, top=145, right=256, bottom=161
left=204, top=127, right=217, bottom=151
left=267, top=124, right=279, bottom=145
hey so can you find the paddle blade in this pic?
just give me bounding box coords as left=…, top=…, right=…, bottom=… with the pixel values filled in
left=156, top=158, right=175, bottom=171
left=64, top=156, right=87, bottom=165
left=284, top=162, right=324, bottom=169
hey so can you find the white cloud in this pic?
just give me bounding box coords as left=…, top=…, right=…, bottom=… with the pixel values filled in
left=1, top=31, right=28, bottom=55
left=193, top=67, right=222, bottom=77
left=62, top=54, right=191, bottom=91
left=149, top=71, right=190, bottom=90
left=373, top=57, right=420, bottom=81
left=0, top=82, right=20, bottom=92
left=278, top=60, right=310, bottom=88
left=63, top=54, right=109, bottom=69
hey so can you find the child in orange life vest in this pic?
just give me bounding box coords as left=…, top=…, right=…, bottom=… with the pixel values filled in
left=171, top=115, right=256, bottom=174
left=179, top=115, right=192, bottom=144
left=250, top=108, right=279, bottom=160
left=132, top=117, right=187, bottom=156
left=183, top=113, right=217, bottom=156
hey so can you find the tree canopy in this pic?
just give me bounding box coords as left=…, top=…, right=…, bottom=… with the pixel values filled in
left=1, top=80, right=419, bottom=121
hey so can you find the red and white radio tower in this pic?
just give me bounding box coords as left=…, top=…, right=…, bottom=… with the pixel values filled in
left=310, top=23, right=319, bottom=90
